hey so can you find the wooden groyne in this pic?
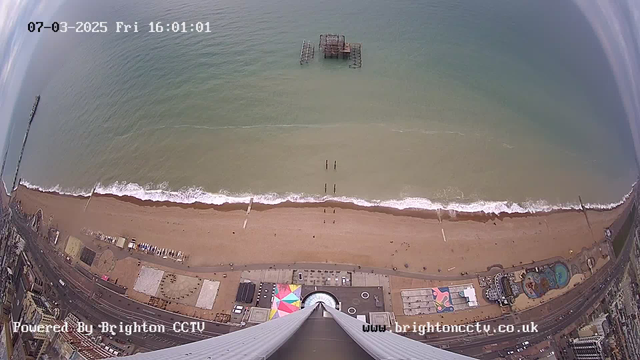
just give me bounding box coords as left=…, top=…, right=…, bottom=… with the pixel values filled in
left=300, top=40, right=314, bottom=65
left=10, top=95, right=40, bottom=193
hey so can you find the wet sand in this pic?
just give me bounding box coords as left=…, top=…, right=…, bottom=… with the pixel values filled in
left=14, top=185, right=629, bottom=274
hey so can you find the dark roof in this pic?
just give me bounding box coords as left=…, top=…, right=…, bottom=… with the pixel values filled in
left=236, top=282, right=256, bottom=303
left=30, top=293, right=52, bottom=316
left=256, top=282, right=274, bottom=308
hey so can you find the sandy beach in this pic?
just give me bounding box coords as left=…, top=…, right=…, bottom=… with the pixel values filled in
left=13, top=185, right=629, bottom=275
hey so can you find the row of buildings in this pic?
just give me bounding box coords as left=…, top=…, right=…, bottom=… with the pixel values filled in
left=563, top=219, right=640, bottom=360
left=1, top=207, right=114, bottom=360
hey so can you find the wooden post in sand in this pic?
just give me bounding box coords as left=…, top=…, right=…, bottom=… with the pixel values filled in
left=243, top=197, right=254, bottom=229
left=437, top=209, right=447, bottom=241
left=83, top=183, right=97, bottom=213
left=579, top=196, right=595, bottom=241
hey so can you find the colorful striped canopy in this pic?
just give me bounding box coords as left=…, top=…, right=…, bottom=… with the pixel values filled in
left=269, top=284, right=302, bottom=319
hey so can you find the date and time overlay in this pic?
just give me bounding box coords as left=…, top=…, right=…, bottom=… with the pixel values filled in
left=28, top=21, right=211, bottom=33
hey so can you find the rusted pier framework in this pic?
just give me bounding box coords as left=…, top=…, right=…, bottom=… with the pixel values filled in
left=349, top=42, right=362, bottom=68
left=317, top=34, right=362, bottom=68
left=299, top=40, right=314, bottom=65
left=10, top=95, right=40, bottom=193
left=319, top=34, right=348, bottom=58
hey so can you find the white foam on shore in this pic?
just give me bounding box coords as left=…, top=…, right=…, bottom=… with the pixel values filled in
left=19, top=180, right=635, bottom=215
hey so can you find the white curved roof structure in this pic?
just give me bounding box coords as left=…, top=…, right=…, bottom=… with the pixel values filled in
left=119, top=303, right=474, bottom=360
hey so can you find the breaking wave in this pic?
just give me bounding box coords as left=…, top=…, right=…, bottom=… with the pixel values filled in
left=19, top=180, right=635, bottom=215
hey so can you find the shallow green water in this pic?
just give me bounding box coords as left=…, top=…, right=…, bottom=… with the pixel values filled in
left=4, top=0, right=638, bottom=211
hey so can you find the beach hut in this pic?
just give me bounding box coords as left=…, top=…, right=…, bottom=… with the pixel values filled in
left=115, top=237, right=126, bottom=249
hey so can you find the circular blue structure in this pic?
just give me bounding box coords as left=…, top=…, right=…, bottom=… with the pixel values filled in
left=554, top=262, right=570, bottom=288
left=522, top=262, right=571, bottom=299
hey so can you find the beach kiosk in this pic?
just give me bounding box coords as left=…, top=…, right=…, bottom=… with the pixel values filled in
left=115, top=237, right=126, bottom=249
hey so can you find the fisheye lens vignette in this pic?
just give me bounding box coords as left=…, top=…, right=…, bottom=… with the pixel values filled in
left=1, top=0, right=640, bottom=359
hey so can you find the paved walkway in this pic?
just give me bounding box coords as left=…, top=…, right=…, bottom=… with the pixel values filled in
left=78, top=231, right=579, bottom=281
